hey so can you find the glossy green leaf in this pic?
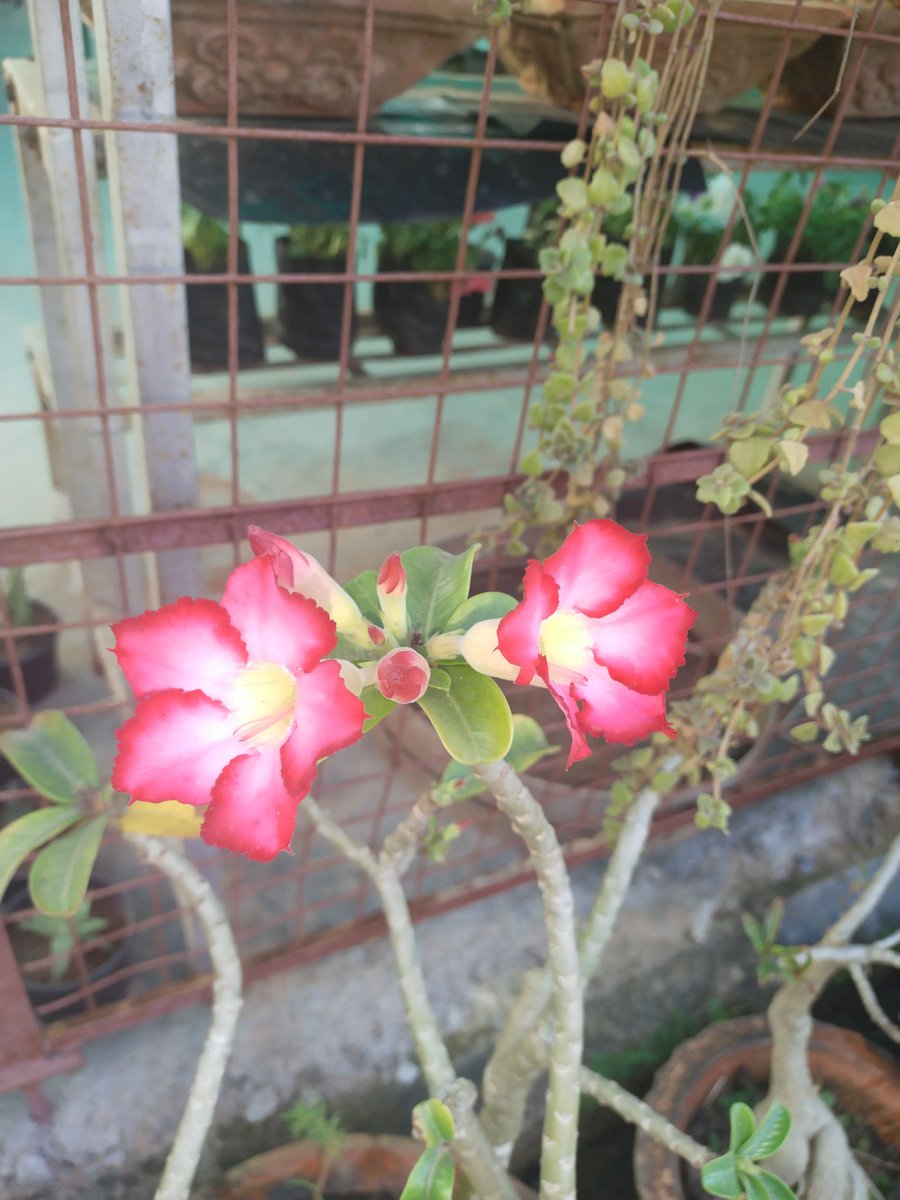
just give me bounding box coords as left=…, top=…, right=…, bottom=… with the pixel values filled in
left=360, top=687, right=396, bottom=734
left=0, top=711, right=98, bottom=805
left=728, top=1102, right=757, bottom=1154
left=740, top=1170, right=771, bottom=1200
left=417, top=665, right=513, bottom=765
left=700, top=1153, right=742, bottom=1199
left=401, top=545, right=479, bottom=640
left=0, top=807, right=81, bottom=903
left=437, top=714, right=558, bottom=799
left=411, top=1099, right=454, bottom=1148
left=398, top=1146, right=455, bottom=1200
left=28, top=815, right=109, bottom=916
left=344, top=569, right=381, bottom=623
left=756, top=1168, right=799, bottom=1200
left=445, top=592, right=518, bottom=635
left=740, top=1103, right=791, bottom=1161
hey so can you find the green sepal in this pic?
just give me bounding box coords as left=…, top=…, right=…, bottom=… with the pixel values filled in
left=417, top=665, right=513, bottom=765
left=0, top=711, right=98, bottom=805
left=360, top=686, right=396, bottom=733
left=0, top=807, right=81, bottom=904
left=398, top=1146, right=455, bottom=1200
left=700, top=1153, right=742, bottom=1198
left=444, top=592, right=518, bottom=634
left=28, top=815, right=110, bottom=916
left=411, top=1099, right=454, bottom=1148
left=400, top=545, right=479, bottom=641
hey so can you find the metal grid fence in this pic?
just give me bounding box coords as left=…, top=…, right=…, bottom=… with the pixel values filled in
left=0, top=0, right=898, bottom=1112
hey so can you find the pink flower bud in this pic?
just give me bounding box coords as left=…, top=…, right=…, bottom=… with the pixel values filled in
left=368, top=624, right=386, bottom=646
left=376, top=648, right=430, bottom=705
left=376, top=553, right=408, bottom=641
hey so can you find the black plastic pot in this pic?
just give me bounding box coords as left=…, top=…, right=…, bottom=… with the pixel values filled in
left=760, top=245, right=827, bottom=318
left=490, top=239, right=546, bottom=342
left=374, top=255, right=451, bottom=356
left=185, top=240, right=265, bottom=369
left=0, top=600, right=59, bottom=703
left=275, top=238, right=356, bottom=361
left=3, top=880, right=131, bottom=1021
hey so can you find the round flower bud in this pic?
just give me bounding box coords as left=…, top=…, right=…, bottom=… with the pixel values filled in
left=376, top=648, right=431, bottom=705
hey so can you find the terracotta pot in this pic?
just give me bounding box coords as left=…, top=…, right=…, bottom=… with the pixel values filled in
left=216, top=1133, right=537, bottom=1199
left=498, top=0, right=852, bottom=117
left=171, top=0, right=483, bottom=119
left=633, top=1015, right=900, bottom=1200
left=779, top=3, right=900, bottom=118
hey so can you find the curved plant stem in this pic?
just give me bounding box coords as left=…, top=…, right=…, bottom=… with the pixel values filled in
left=126, top=835, right=243, bottom=1200
left=301, top=796, right=518, bottom=1200
left=481, top=785, right=662, bottom=1157
left=475, top=760, right=583, bottom=1200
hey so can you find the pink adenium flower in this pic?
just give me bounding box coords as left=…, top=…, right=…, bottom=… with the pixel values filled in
left=376, top=647, right=430, bottom=704
left=462, top=520, right=695, bottom=764
left=111, top=555, right=367, bottom=861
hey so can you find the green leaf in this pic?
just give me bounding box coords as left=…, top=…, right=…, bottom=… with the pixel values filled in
left=739, top=1171, right=771, bottom=1200
left=506, top=714, right=558, bottom=772
left=445, top=592, right=518, bottom=634
left=789, top=721, right=819, bottom=744
left=520, top=450, right=543, bottom=477
left=417, top=665, right=513, bottom=765
left=401, top=545, right=479, bottom=640
left=728, top=1102, right=757, bottom=1154
left=728, top=437, right=771, bottom=480
left=874, top=443, right=900, bottom=477
left=874, top=200, right=900, bottom=238
left=360, top=686, right=396, bottom=734
left=411, top=1099, right=454, bottom=1148
left=740, top=1103, right=791, bottom=1161
left=555, top=177, right=588, bottom=213
left=0, top=711, right=98, bottom=805
left=28, top=815, right=109, bottom=917
left=880, top=411, right=900, bottom=444
left=0, top=807, right=81, bottom=903
left=756, top=1168, right=799, bottom=1200
left=428, top=669, right=452, bottom=692
left=399, top=1146, right=455, bottom=1200
left=700, top=1152, right=742, bottom=1198
left=344, top=569, right=381, bottom=623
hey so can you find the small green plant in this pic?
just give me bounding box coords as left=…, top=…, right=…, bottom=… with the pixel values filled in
left=672, top=174, right=759, bottom=266
left=742, top=900, right=810, bottom=985
left=21, top=899, right=109, bottom=982
left=701, top=1102, right=798, bottom=1200
left=378, top=219, right=477, bottom=297
left=400, top=1099, right=456, bottom=1200
left=181, top=204, right=230, bottom=272
left=3, top=568, right=33, bottom=628
left=280, top=1100, right=345, bottom=1200
left=762, top=174, right=868, bottom=266
left=286, top=225, right=350, bottom=261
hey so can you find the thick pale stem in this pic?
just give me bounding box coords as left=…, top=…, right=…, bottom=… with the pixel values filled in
left=127, top=835, right=243, bottom=1200
left=301, top=797, right=518, bottom=1200
left=579, top=1068, right=710, bottom=1169
left=481, top=787, right=661, bottom=1155
left=380, top=790, right=442, bottom=876
left=475, top=761, right=583, bottom=1200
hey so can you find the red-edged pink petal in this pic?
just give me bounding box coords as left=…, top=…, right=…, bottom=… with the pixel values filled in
left=589, top=581, right=696, bottom=695
left=112, top=690, right=242, bottom=807
left=280, top=660, right=367, bottom=796
left=112, top=598, right=247, bottom=701
left=203, top=747, right=298, bottom=861
left=542, top=520, right=650, bottom=618
left=221, top=555, right=336, bottom=669
left=577, top=666, right=674, bottom=746
left=541, top=670, right=592, bottom=768
left=497, top=560, right=559, bottom=685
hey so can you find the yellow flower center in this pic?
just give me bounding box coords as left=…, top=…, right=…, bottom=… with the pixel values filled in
left=228, top=662, right=297, bottom=748
left=539, top=611, right=593, bottom=676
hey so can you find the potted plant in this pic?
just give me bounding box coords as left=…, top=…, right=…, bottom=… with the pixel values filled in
left=759, top=174, right=869, bottom=318
left=671, top=174, right=759, bottom=319
left=181, top=204, right=264, bottom=370
left=374, top=218, right=483, bottom=356
left=276, top=224, right=356, bottom=362
left=0, top=568, right=59, bottom=702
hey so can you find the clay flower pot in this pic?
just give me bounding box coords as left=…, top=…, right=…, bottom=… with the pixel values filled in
left=633, top=1014, right=900, bottom=1200
left=216, top=1133, right=538, bottom=1199
left=171, top=0, right=484, bottom=119
left=498, top=0, right=852, bottom=117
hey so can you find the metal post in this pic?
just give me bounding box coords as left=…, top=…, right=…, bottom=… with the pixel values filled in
left=91, top=0, right=202, bottom=604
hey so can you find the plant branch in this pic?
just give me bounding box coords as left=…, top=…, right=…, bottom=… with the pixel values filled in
left=379, top=788, right=442, bottom=876
left=579, top=1067, right=710, bottom=1169
left=849, top=964, right=900, bottom=1045
left=301, top=796, right=518, bottom=1200
left=475, top=760, right=583, bottom=1200
left=127, top=835, right=243, bottom=1200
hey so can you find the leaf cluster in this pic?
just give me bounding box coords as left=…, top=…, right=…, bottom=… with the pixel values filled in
left=378, top=220, right=477, bottom=275
left=762, top=174, right=868, bottom=263
left=3, top=568, right=34, bottom=628
left=286, top=225, right=350, bottom=261
left=180, top=205, right=229, bottom=271
left=702, top=1102, right=797, bottom=1200
left=741, top=901, right=809, bottom=986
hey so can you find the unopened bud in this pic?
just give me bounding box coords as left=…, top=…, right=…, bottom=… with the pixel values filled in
left=376, top=648, right=430, bottom=704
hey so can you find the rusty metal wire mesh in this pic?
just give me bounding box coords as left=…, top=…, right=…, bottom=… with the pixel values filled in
left=0, top=0, right=898, bottom=1108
